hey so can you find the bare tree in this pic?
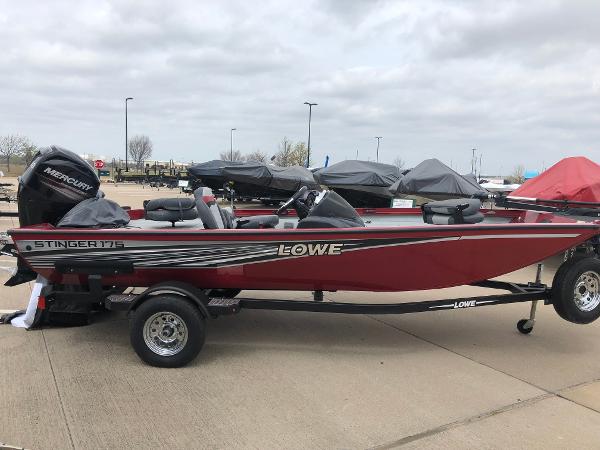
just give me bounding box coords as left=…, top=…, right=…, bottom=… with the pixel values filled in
left=128, top=135, right=153, bottom=170
left=219, top=150, right=244, bottom=162
left=273, top=137, right=294, bottom=166
left=392, top=156, right=405, bottom=169
left=273, top=138, right=308, bottom=167
left=508, top=165, right=525, bottom=184
left=245, top=149, right=267, bottom=163
left=22, top=142, right=38, bottom=167
left=289, top=142, right=308, bottom=167
left=0, top=134, right=28, bottom=171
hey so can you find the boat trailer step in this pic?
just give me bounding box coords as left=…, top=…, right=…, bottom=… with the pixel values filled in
left=208, top=297, right=241, bottom=315
left=105, top=294, right=137, bottom=311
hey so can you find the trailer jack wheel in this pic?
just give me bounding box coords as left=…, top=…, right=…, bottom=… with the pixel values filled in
left=517, top=265, right=542, bottom=335
left=517, top=318, right=534, bottom=334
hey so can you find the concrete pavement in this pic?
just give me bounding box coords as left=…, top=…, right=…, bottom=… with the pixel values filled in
left=2, top=183, right=600, bottom=448
left=2, top=279, right=600, bottom=448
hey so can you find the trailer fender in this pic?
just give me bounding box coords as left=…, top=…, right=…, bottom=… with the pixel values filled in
left=129, top=281, right=211, bottom=319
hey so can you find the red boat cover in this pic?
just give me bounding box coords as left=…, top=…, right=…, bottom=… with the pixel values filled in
left=510, top=157, right=600, bottom=202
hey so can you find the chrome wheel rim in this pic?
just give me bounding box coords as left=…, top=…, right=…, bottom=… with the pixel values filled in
left=143, top=312, right=188, bottom=356
left=574, top=271, right=600, bottom=312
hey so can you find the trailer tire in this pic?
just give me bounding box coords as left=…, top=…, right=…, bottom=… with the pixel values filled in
left=552, top=257, right=600, bottom=324
left=130, top=294, right=205, bottom=367
left=551, top=255, right=588, bottom=320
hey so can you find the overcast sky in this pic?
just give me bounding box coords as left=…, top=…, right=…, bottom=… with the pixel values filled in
left=1, top=0, right=600, bottom=174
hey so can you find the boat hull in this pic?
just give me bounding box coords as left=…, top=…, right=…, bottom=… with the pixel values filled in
left=9, top=223, right=600, bottom=292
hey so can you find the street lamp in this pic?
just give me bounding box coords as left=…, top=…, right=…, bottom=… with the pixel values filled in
left=125, top=97, right=133, bottom=172
left=230, top=128, right=237, bottom=161
left=374, top=136, right=382, bottom=162
left=304, top=102, right=317, bottom=168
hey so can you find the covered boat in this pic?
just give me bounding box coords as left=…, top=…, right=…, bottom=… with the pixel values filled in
left=187, top=160, right=243, bottom=191
left=221, top=163, right=318, bottom=200
left=188, top=160, right=318, bottom=203
left=462, top=173, right=479, bottom=185
left=509, top=157, right=600, bottom=203
left=313, top=160, right=401, bottom=207
left=390, top=158, right=488, bottom=200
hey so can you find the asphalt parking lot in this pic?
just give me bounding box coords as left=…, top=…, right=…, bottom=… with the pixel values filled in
left=2, top=182, right=600, bottom=449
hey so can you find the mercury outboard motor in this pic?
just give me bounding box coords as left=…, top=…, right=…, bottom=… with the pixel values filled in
left=6, top=146, right=100, bottom=286
left=18, top=146, right=100, bottom=227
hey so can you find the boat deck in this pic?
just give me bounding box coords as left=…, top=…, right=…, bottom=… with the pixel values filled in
left=127, top=213, right=512, bottom=230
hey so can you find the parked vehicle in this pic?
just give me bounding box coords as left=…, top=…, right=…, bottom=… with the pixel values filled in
left=4, top=147, right=600, bottom=367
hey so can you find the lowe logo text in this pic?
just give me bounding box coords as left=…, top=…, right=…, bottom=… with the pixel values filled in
left=453, top=300, right=477, bottom=309
left=277, top=243, right=344, bottom=257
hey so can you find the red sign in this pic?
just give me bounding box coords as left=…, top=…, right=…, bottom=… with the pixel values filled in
left=94, top=160, right=105, bottom=169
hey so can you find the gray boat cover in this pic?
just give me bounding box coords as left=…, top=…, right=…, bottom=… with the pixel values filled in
left=390, top=159, right=488, bottom=197
left=57, top=198, right=130, bottom=228
left=221, top=164, right=319, bottom=191
left=313, top=160, right=401, bottom=187
left=462, top=173, right=479, bottom=186
left=188, top=160, right=244, bottom=178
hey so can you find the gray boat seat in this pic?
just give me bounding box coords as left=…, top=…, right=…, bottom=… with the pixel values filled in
left=193, top=188, right=221, bottom=229
left=145, top=197, right=198, bottom=227
left=219, top=206, right=235, bottom=229
left=235, top=215, right=280, bottom=229
left=422, top=198, right=484, bottom=225
left=193, top=187, right=279, bottom=229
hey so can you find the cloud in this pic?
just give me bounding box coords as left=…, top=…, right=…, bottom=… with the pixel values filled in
left=0, top=0, right=599, bottom=173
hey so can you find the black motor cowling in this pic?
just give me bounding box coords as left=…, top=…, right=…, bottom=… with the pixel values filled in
left=18, top=146, right=100, bottom=226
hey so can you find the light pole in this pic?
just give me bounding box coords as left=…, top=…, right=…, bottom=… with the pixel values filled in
left=125, top=97, right=133, bottom=172
left=304, top=102, right=317, bottom=167
left=230, top=128, right=236, bottom=161
left=374, top=136, right=382, bottom=162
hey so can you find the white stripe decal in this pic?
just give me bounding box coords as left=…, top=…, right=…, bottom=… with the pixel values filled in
left=17, top=232, right=585, bottom=270
left=460, top=233, right=579, bottom=240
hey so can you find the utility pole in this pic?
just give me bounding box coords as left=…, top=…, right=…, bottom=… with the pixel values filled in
left=230, top=128, right=236, bottom=161
left=125, top=97, right=133, bottom=172
left=471, top=148, right=476, bottom=173
left=304, top=102, right=317, bottom=167
left=375, top=137, right=382, bottom=162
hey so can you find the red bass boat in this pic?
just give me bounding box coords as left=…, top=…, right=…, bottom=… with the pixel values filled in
left=3, top=147, right=600, bottom=367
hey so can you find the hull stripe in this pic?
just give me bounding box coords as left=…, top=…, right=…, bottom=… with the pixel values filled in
left=18, top=232, right=582, bottom=270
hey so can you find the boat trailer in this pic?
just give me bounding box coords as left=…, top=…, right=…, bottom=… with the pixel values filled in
left=37, top=264, right=549, bottom=336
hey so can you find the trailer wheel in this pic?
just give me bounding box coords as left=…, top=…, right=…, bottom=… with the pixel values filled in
left=552, top=257, right=600, bottom=324
left=130, top=294, right=205, bottom=367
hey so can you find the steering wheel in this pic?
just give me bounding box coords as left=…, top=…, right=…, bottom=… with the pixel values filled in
left=277, top=186, right=308, bottom=215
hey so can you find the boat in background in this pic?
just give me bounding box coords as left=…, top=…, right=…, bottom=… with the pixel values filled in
left=509, top=157, right=600, bottom=204
left=187, top=159, right=243, bottom=192
left=188, top=160, right=318, bottom=204
left=389, top=158, right=488, bottom=201
left=313, top=160, right=401, bottom=208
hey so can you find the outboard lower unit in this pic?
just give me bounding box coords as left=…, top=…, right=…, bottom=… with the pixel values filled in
left=6, top=146, right=100, bottom=286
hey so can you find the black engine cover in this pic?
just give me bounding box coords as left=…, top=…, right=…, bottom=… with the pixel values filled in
left=18, top=146, right=100, bottom=226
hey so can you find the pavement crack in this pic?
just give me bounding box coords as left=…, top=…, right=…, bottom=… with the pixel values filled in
left=367, top=315, right=553, bottom=394
left=366, top=315, right=600, bottom=448
left=368, top=393, right=553, bottom=449
left=41, top=330, right=76, bottom=450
